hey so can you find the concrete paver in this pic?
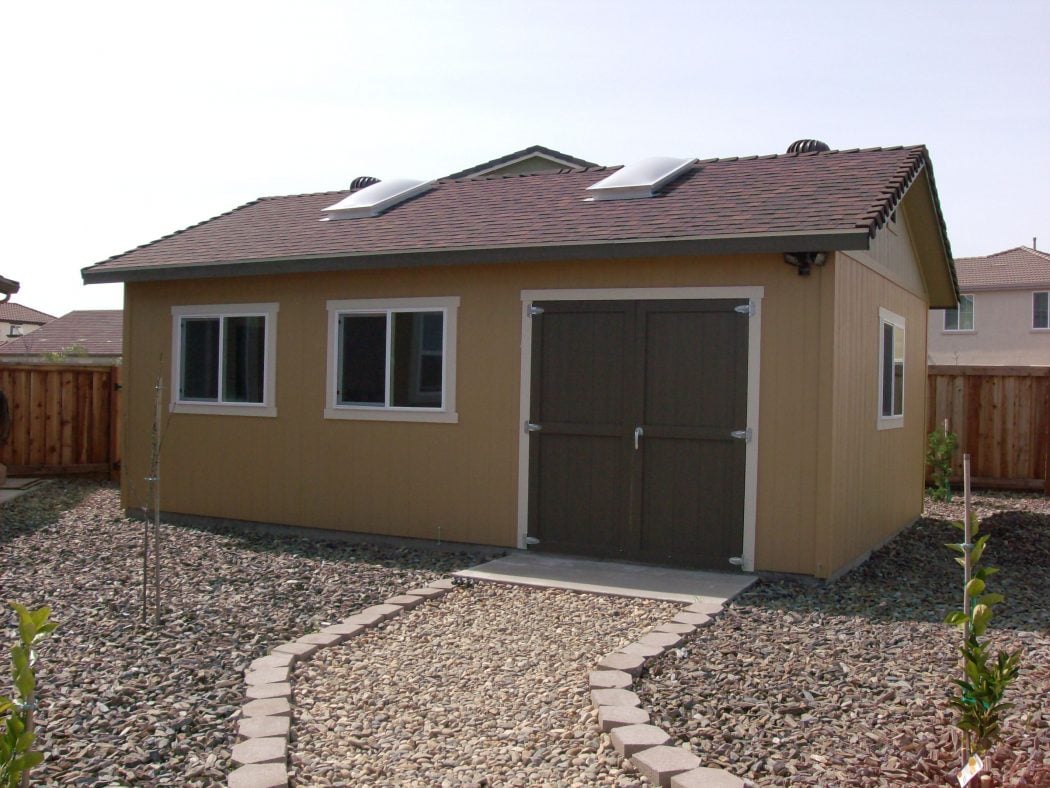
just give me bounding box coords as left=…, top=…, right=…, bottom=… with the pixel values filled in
left=632, top=745, right=701, bottom=787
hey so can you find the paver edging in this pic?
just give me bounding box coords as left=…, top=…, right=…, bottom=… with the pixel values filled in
left=592, top=599, right=748, bottom=788
left=226, top=582, right=454, bottom=787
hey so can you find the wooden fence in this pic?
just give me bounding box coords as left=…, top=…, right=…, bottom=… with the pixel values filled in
left=0, top=364, right=121, bottom=478
left=927, top=365, right=1050, bottom=493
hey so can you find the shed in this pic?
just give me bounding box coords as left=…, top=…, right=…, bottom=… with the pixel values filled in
left=83, top=142, right=957, bottom=579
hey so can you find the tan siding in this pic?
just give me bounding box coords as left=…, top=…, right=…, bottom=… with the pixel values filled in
left=123, top=254, right=829, bottom=573
left=825, top=253, right=929, bottom=576
left=866, top=211, right=927, bottom=298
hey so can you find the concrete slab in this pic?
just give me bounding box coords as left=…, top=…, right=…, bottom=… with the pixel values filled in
left=454, top=552, right=754, bottom=604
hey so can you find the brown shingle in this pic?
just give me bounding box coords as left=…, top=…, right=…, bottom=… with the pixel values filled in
left=954, top=247, right=1050, bottom=291
left=0, top=310, right=122, bottom=356
left=83, top=146, right=944, bottom=281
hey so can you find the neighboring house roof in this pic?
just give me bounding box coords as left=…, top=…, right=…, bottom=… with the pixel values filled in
left=445, top=145, right=599, bottom=179
left=82, top=144, right=956, bottom=304
left=954, top=246, right=1050, bottom=292
left=0, top=302, right=56, bottom=324
left=0, top=310, right=123, bottom=356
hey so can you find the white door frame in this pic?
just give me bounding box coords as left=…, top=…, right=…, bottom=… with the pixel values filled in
left=516, top=286, right=763, bottom=572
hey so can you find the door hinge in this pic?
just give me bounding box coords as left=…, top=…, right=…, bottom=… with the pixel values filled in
left=525, top=421, right=542, bottom=433
left=734, top=302, right=755, bottom=316
left=728, top=556, right=744, bottom=566
left=730, top=428, right=752, bottom=442
left=524, top=536, right=540, bottom=546
left=527, top=305, right=544, bottom=317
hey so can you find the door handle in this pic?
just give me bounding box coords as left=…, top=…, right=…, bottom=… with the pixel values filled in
left=634, top=426, right=644, bottom=450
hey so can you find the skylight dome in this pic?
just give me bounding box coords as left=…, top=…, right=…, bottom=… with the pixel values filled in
left=585, top=156, right=697, bottom=201
left=322, top=178, right=434, bottom=220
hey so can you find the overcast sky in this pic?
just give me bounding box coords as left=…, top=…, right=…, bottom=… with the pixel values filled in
left=3, top=0, right=1047, bottom=317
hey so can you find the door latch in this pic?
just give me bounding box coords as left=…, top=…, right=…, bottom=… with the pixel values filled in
left=633, top=426, right=644, bottom=450
left=525, top=422, right=542, bottom=433
left=730, top=428, right=752, bottom=442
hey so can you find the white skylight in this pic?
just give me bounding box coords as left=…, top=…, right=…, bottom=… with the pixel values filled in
left=322, top=178, right=434, bottom=220
left=585, top=156, right=697, bottom=201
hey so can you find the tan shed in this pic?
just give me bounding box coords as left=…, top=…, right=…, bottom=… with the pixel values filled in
left=83, top=142, right=958, bottom=579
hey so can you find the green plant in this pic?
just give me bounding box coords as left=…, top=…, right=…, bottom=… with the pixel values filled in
left=927, top=428, right=958, bottom=501
left=0, top=603, right=57, bottom=787
left=945, top=515, right=1021, bottom=762
left=42, top=343, right=87, bottom=363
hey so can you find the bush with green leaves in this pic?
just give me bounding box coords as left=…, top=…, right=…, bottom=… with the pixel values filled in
left=0, top=603, right=57, bottom=787
left=927, top=428, right=958, bottom=501
left=945, top=516, right=1021, bottom=761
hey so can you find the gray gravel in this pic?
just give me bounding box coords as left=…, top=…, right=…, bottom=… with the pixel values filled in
left=637, top=494, right=1050, bottom=786
left=290, top=582, right=679, bottom=786
left=0, top=480, right=484, bottom=785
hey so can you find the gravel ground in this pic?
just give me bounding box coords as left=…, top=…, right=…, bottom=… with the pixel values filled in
left=0, top=480, right=484, bottom=785
left=290, top=582, right=679, bottom=786
left=638, top=493, right=1050, bottom=787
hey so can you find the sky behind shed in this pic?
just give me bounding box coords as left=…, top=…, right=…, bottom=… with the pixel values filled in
left=3, top=0, right=1047, bottom=316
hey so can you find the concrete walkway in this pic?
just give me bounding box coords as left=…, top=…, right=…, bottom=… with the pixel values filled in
left=454, top=551, right=756, bottom=604
left=0, top=477, right=47, bottom=505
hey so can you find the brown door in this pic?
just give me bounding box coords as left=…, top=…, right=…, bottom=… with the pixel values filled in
left=527, top=299, right=749, bottom=568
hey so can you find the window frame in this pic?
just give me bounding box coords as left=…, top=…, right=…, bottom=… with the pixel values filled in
left=170, top=303, right=279, bottom=417
left=877, top=307, right=905, bottom=431
left=325, top=296, right=459, bottom=423
left=943, top=294, right=975, bottom=332
left=1033, top=291, right=1049, bottom=331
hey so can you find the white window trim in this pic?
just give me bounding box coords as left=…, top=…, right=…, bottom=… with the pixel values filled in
left=170, top=303, right=279, bottom=417
left=942, top=294, right=975, bottom=333
left=877, top=307, right=905, bottom=431
left=1033, top=291, right=1050, bottom=331
left=324, top=296, right=459, bottom=423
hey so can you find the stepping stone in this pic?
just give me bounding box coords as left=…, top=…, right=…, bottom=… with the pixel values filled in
left=320, top=623, right=364, bottom=639
left=242, top=697, right=291, bottom=718
left=251, top=653, right=295, bottom=671
left=610, top=723, right=671, bottom=757
left=598, top=652, right=646, bottom=676
left=672, top=612, right=711, bottom=627
left=342, top=610, right=386, bottom=627
left=428, top=578, right=456, bottom=589
left=619, top=642, right=665, bottom=658
left=598, top=705, right=650, bottom=731
left=238, top=715, right=291, bottom=740
left=273, top=641, right=319, bottom=659
left=245, top=682, right=292, bottom=701
left=245, top=666, right=290, bottom=686
left=589, top=670, right=633, bottom=689
left=231, top=736, right=287, bottom=766
left=405, top=587, right=447, bottom=599
left=654, top=622, right=696, bottom=636
left=590, top=688, right=641, bottom=708
left=671, top=766, right=748, bottom=788
left=297, top=632, right=342, bottom=647
left=359, top=603, right=403, bottom=620
left=385, top=594, right=424, bottom=609
left=228, top=762, right=288, bottom=788
left=682, top=601, right=723, bottom=617
left=640, top=631, right=684, bottom=649
left=632, top=745, right=701, bottom=787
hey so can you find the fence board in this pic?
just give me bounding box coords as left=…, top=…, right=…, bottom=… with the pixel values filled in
left=928, top=365, right=1050, bottom=492
left=0, top=364, right=120, bottom=477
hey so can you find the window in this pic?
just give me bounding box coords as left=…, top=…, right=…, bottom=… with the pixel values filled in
left=326, top=297, right=459, bottom=422
left=7, top=324, right=22, bottom=337
left=170, top=303, right=278, bottom=417
left=943, top=294, right=974, bottom=331
left=1034, top=292, right=1049, bottom=330
left=878, top=308, right=905, bottom=429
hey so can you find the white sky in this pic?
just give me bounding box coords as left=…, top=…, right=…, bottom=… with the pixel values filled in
left=2, top=0, right=1047, bottom=317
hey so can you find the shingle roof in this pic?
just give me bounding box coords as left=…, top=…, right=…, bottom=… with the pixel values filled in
left=83, top=145, right=951, bottom=284
left=0, top=302, right=55, bottom=324
left=445, top=145, right=599, bottom=179
left=0, top=310, right=123, bottom=356
left=954, top=247, right=1050, bottom=291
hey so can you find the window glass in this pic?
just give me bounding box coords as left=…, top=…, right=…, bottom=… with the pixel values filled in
left=880, top=317, right=905, bottom=420
left=181, top=318, right=220, bottom=400
left=1035, top=292, right=1049, bottom=329
left=944, top=295, right=974, bottom=331
left=223, top=316, right=266, bottom=403
left=392, top=311, right=443, bottom=407
left=339, top=314, right=387, bottom=405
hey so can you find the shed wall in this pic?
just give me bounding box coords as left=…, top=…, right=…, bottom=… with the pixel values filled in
left=122, top=254, right=829, bottom=574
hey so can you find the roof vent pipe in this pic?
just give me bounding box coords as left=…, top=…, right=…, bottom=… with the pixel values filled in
left=786, top=139, right=830, bottom=154
left=350, top=176, right=381, bottom=190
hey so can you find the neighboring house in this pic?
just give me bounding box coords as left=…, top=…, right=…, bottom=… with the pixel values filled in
left=82, top=141, right=958, bottom=579
left=927, top=246, right=1050, bottom=365
left=0, top=310, right=123, bottom=364
left=0, top=302, right=55, bottom=340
